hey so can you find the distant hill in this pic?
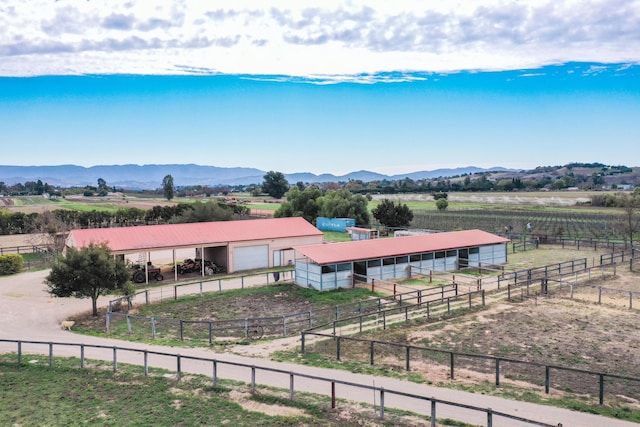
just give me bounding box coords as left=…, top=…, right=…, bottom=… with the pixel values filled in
left=0, top=164, right=513, bottom=190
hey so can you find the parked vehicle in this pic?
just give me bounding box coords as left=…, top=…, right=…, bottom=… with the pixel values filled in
left=173, top=258, right=225, bottom=275
left=131, top=263, right=164, bottom=283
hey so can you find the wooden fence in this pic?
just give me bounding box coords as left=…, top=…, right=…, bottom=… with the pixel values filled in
left=300, top=329, right=640, bottom=407
left=0, top=339, right=560, bottom=427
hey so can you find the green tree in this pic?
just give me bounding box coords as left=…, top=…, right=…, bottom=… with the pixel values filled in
left=171, top=201, right=234, bottom=223
left=274, top=185, right=323, bottom=224
left=262, top=171, right=289, bottom=199
left=318, top=188, right=370, bottom=227
left=372, top=199, right=414, bottom=229
left=45, top=243, right=130, bottom=316
left=162, top=174, right=175, bottom=201
left=436, top=198, right=449, bottom=211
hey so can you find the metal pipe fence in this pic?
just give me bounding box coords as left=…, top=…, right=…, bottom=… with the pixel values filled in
left=0, top=338, right=560, bottom=427
left=106, top=282, right=461, bottom=342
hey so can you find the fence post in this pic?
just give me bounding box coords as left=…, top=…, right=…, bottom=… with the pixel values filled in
left=630, top=292, right=633, bottom=310
left=106, top=312, right=111, bottom=332
left=370, top=341, right=375, bottom=365
left=331, top=382, right=336, bottom=409
left=179, top=320, right=184, bottom=341
left=487, top=408, right=493, bottom=427
left=599, top=374, right=605, bottom=405
left=174, top=285, right=178, bottom=300
left=495, top=359, right=500, bottom=386
left=145, top=290, right=149, bottom=305
left=379, top=388, right=385, bottom=420
left=598, top=287, right=602, bottom=304
left=49, top=343, right=53, bottom=367
left=112, top=346, right=117, bottom=372
left=308, top=311, right=312, bottom=329
left=301, top=332, right=306, bottom=354
left=545, top=366, right=550, bottom=394
left=430, top=399, right=437, bottom=427
left=126, top=315, right=132, bottom=333
left=17, top=341, right=22, bottom=365
left=289, top=372, right=294, bottom=400
left=80, top=345, right=85, bottom=368
left=251, top=367, right=256, bottom=393
left=151, top=318, right=156, bottom=338
left=283, top=316, right=287, bottom=336
left=176, top=355, right=182, bottom=382
left=336, top=336, right=341, bottom=361
left=482, top=289, right=486, bottom=306
left=405, top=346, right=410, bottom=371
left=449, top=352, right=455, bottom=379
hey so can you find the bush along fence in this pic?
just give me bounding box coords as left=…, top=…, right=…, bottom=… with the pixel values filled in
left=106, top=279, right=462, bottom=343
left=0, top=339, right=561, bottom=427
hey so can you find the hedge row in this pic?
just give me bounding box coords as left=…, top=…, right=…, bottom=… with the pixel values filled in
left=0, top=254, right=23, bottom=275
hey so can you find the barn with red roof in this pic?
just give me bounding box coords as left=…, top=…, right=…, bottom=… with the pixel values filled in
left=66, top=217, right=323, bottom=279
left=293, top=230, right=508, bottom=291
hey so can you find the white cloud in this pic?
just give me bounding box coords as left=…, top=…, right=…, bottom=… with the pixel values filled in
left=1, top=0, right=639, bottom=77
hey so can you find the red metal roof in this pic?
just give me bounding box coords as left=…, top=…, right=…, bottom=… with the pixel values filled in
left=294, top=230, right=508, bottom=265
left=67, top=217, right=322, bottom=253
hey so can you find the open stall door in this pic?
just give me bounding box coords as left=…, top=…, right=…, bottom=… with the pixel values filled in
left=233, top=245, right=269, bottom=271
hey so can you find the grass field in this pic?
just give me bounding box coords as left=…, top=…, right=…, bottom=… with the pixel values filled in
left=0, top=355, right=438, bottom=427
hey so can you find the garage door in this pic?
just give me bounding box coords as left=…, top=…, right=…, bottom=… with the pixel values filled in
left=233, top=245, right=269, bottom=271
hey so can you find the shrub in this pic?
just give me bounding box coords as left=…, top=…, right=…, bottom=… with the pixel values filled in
left=0, top=254, right=23, bottom=275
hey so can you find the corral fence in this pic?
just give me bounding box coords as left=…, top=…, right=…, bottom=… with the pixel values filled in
left=106, top=279, right=462, bottom=343
left=300, top=328, right=640, bottom=407
left=0, top=339, right=561, bottom=427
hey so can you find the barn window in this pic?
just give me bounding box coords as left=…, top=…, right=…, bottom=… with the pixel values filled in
left=435, top=251, right=445, bottom=259
left=396, top=256, right=408, bottom=264
left=383, top=257, right=395, bottom=265
left=422, top=253, right=434, bottom=261
left=367, top=259, right=381, bottom=267
left=446, top=250, right=457, bottom=257
left=410, top=254, right=420, bottom=262
left=337, top=263, right=352, bottom=272
left=322, top=264, right=336, bottom=273
left=469, top=247, right=480, bottom=254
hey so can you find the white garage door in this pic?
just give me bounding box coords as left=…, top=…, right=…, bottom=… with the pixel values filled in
left=233, top=245, right=269, bottom=271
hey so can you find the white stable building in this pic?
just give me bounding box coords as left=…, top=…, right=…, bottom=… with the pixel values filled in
left=293, top=229, right=509, bottom=291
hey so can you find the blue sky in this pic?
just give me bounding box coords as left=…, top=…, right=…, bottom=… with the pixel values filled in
left=1, top=1, right=639, bottom=176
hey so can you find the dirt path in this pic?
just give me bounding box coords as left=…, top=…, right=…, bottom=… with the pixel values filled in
left=1, top=270, right=637, bottom=426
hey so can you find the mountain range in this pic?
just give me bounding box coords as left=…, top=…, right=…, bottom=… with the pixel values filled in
left=0, top=164, right=512, bottom=190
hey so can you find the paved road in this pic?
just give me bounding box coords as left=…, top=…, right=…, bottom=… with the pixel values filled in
left=1, top=270, right=637, bottom=427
